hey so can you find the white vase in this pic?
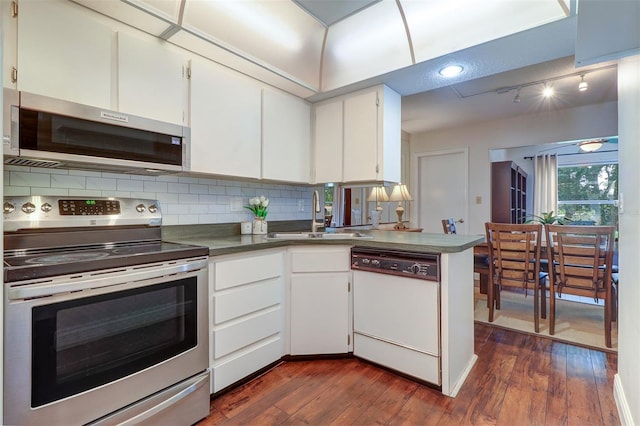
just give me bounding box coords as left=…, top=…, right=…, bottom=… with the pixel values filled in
left=252, top=218, right=268, bottom=235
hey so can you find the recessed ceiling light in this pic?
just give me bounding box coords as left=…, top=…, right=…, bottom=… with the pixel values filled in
left=439, top=65, right=463, bottom=77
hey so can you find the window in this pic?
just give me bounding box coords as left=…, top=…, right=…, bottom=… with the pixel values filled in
left=557, top=163, right=618, bottom=227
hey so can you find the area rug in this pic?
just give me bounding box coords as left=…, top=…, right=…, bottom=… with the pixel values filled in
left=474, top=288, right=617, bottom=353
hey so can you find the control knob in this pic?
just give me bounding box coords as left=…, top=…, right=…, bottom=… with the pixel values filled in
left=148, top=204, right=158, bottom=213
left=41, top=202, right=53, bottom=212
left=410, top=263, right=422, bottom=274
left=3, top=202, right=15, bottom=214
left=21, top=202, right=36, bottom=214
left=135, top=204, right=146, bottom=213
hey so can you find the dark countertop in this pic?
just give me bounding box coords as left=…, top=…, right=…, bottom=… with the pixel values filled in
left=163, top=224, right=484, bottom=256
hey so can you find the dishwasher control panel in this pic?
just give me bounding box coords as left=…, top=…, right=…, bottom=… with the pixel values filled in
left=351, top=248, right=439, bottom=281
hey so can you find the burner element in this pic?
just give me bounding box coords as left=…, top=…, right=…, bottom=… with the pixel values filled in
left=25, top=252, right=110, bottom=264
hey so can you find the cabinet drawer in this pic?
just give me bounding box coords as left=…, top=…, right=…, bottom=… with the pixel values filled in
left=290, top=247, right=351, bottom=272
left=214, top=251, right=283, bottom=290
left=212, top=337, right=282, bottom=393
left=214, top=277, right=282, bottom=324
left=214, top=307, right=282, bottom=359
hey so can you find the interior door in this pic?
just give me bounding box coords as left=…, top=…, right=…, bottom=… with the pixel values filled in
left=415, top=149, right=469, bottom=234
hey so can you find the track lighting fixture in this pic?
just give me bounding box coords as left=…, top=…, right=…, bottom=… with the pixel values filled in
left=513, top=88, right=521, bottom=103
left=578, top=74, right=588, bottom=91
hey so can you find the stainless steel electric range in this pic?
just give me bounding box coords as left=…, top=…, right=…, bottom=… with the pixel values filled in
left=3, top=195, right=211, bottom=426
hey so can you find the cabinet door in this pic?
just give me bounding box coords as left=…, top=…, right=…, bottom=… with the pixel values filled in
left=118, top=32, right=186, bottom=125
left=313, top=99, right=343, bottom=183
left=343, top=89, right=379, bottom=182
left=290, top=272, right=350, bottom=355
left=189, top=58, right=262, bottom=178
left=17, top=0, right=112, bottom=108
left=262, top=89, right=311, bottom=183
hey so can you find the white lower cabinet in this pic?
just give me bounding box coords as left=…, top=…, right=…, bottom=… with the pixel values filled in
left=289, top=246, right=352, bottom=355
left=209, top=250, right=284, bottom=393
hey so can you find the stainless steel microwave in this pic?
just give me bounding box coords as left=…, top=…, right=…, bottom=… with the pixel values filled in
left=3, top=89, right=189, bottom=174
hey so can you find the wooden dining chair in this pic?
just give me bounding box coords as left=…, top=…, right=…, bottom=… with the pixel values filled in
left=545, top=225, right=616, bottom=348
left=485, top=222, right=546, bottom=333
left=442, top=218, right=457, bottom=234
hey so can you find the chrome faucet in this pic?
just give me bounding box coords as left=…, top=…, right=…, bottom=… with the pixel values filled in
left=311, top=190, right=323, bottom=232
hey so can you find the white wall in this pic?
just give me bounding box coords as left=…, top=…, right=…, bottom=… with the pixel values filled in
left=408, top=101, right=618, bottom=234
left=4, top=166, right=318, bottom=225
left=615, top=55, right=640, bottom=426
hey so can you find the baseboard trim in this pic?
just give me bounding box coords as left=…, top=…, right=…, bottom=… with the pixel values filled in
left=446, top=354, right=478, bottom=398
left=614, top=374, right=634, bottom=425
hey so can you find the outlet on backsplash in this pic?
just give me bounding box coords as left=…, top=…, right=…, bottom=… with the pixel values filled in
left=298, top=199, right=304, bottom=212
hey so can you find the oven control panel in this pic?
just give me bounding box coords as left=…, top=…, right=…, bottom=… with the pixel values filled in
left=351, top=248, right=439, bottom=281
left=59, top=199, right=122, bottom=215
left=3, top=196, right=162, bottom=232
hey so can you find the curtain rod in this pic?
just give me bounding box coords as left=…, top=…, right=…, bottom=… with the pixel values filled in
left=524, top=150, right=618, bottom=160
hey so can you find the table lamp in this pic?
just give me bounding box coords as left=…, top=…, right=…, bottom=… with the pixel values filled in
left=389, top=183, right=413, bottom=230
left=367, top=186, right=388, bottom=229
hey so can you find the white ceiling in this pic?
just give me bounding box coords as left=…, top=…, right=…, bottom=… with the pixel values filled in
left=71, top=0, right=618, bottom=135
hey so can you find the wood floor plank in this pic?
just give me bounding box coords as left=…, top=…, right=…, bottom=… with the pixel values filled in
left=283, top=360, right=384, bottom=425
left=273, top=359, right=356, bottom=416
left=353, top=375, right=419, bottom=425
left=198, top=325, right=620, bottom=426
left=388, top=384, right=448, bottom=426
left=566, top=345, right=604, bottom=425
left=590, top=350, right=620, bottom=426
left=544, top=342, right=569, bottom=426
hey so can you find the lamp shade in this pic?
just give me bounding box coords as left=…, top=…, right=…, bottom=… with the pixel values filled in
left=367, top=186, right=389, bottom=203
left=389, top=184, right=413, bottom=202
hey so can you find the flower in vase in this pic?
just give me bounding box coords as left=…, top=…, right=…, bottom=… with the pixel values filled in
left=245, top=195, right=269, bottom=219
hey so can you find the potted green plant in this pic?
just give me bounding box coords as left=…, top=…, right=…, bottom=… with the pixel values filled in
left=525, top=211, right=570, bottom=225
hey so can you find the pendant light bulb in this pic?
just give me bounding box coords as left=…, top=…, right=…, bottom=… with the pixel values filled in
left=578, top=74, right=588, bottom=92
left=542, top=84, right=554, bottom=98
left=513, top=88, right=521, bottom=103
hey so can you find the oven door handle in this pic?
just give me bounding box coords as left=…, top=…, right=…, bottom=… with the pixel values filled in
left=8, top=258, right=208, bottom=301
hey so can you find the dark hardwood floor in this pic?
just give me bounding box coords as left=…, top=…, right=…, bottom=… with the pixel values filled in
left=198, top=324, right=620, bottom=425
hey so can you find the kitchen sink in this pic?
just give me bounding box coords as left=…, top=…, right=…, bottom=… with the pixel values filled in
left=265, top=232, right=370, bottom=240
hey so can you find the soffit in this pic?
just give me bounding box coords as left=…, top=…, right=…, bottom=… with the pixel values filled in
left=71, top=0, right=571, bottom=98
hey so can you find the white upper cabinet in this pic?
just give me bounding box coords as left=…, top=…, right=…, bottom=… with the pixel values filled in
left=117, top=32, right=187, bottom=125
left=318, top=85, right=401, bottom=184
left=313, top=99, right=344, bottom=184
left=343, top=85, right=401, bottom=183
left=16, top=0, right=113, bottom=108
left=262, top=89, right=311, bottom=183
left=189, top=57, right=262, bottom=178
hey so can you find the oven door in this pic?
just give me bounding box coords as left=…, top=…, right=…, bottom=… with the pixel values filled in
left=4, top=258, right=209, bottom=426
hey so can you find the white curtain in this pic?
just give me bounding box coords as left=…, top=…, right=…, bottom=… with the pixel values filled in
left=533, top=154, right=558, bottom=217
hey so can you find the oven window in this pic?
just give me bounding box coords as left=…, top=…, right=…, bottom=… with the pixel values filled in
left=31, top=277, right=197, bottom=408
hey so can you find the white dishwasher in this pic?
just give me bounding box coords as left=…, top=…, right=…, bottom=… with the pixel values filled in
left=351, top=247, right=441, bottom=388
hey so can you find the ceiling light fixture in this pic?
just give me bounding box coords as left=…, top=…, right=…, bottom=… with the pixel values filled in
left=513, top=88, right=521, bottom=103
left=542, top=84, right=554, bottom=98
left=578, top=74, right=588, bottom=91
left=579, top=139, right=605, bottom=152
left=439, top=65, right=463, bottom=77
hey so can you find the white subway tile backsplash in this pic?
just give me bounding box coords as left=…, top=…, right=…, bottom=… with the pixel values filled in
left=117, top=179, right=144, bottom=192
left=86, top=177, right=117, bottom=190
left=10, top=171, right=50, bottom=187
left=51, top=174, right=86, bottom=189
left=189, top=184, right=209, bottom=194
left=167, top=183, right=189, bottom=193
left=5, top=166, right=318, bottom=225
left=144, top=181, right=169, bottom=193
